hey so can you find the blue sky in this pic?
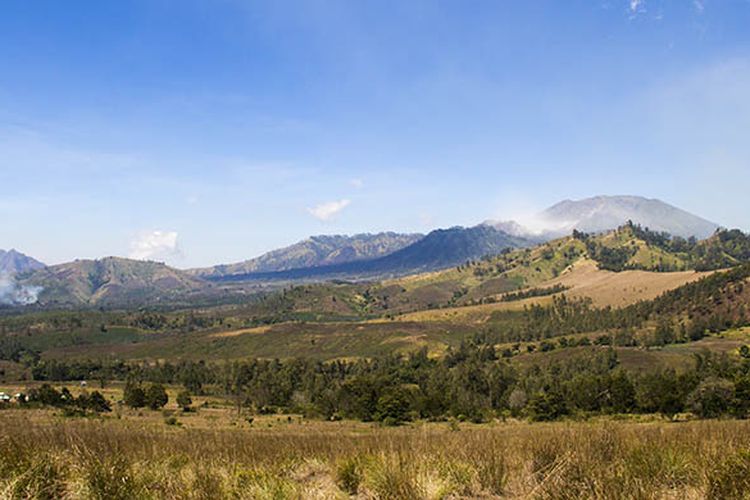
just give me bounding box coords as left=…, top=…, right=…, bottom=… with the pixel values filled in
left=1, top=0, right=750, bottom=267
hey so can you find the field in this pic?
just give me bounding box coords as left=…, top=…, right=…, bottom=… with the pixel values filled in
left=1, top=406, right=749, bottom=499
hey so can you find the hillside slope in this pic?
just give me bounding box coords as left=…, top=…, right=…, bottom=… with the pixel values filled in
left=19, top=257, right=219, bottom=307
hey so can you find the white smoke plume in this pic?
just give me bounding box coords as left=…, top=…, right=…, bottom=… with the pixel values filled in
left=0, top=273, right=43, bottom=306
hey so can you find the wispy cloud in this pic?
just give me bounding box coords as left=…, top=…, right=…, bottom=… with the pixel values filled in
left=129, top=230, right=181, bottom=262
left=307, top=199, right=351, bottom=221
left=628, top=0, right=646, bottom=17
left=350, top=178, right=364, bottom=189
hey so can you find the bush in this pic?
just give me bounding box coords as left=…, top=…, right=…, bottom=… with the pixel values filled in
left=687, top=378, right=734, bottom=418
left=123, top=382, right=146, bottom=409
left=145, top=384, right=168, bottom=410
left=176, top=390, right=192, bottom=412
left=83, top=391, right=112, bottom=413
left=335, top=457, right=362, bottom=495
left=375, top=387, right=412, bottom=425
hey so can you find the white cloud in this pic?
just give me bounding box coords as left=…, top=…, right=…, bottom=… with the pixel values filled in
left=693, top=0, right=704, bottom=13
left=307, top=199, right=351, bottom=221
left=350, top=178, right=364, bottom=189
left=129, top=230, right=181, bottom=261
left=628, top=0, right=646, bottom=17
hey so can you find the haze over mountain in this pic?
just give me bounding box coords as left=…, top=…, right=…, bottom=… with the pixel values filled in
left=0, top=249, right=45, bottom=275
left=191, top=232, right=423, bottom=279
left=490, top=196, right=719, bottom=241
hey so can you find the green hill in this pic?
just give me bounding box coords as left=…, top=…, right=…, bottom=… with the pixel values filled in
left=18, top=257, right=225, bottom=308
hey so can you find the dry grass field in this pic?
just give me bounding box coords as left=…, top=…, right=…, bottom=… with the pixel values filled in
left=393, top=259, right=714, bottom=324
left=547, top=259, right=715, bottom=308
left=1, top=407, right=749, bottom=499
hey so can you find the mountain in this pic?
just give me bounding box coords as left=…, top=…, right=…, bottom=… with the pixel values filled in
left=212, top=225, right=530, bottom=282
left=18, top=257, right=218, bottom=307
left=191, top=232, right=423, bottom=278
left=489, top=195, right=719, bottom=240
left=0, top=249, right=45, bottom=275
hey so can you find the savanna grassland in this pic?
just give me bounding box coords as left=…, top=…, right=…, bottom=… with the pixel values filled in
left=1, top=407, right=750, bottom=499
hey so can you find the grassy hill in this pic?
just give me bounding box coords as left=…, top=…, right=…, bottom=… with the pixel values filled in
left=17, top=257, right=229, bottom=308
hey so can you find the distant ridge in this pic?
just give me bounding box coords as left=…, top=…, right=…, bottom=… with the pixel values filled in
left=191, top=232, right=423, bottom=278
left=489, top=195, right=719, bottom=240
left=211, top=225, right=529, bottom=282
left=0, top=249, right=45, bottom=275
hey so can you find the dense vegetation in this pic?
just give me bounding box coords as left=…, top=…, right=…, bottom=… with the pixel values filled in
left=577, top=222, right=750, bottom=272
left=21, top=342, right=750, bottom=425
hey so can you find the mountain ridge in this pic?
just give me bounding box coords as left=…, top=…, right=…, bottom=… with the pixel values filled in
left=210, top=225, right=529, bottom=282
left=0, top=249, right=46, bottom=276
left=190, top=232, right=423, bottom=278
left=488, top=195, right=719, bottom=241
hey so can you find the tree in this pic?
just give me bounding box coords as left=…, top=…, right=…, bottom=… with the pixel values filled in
left=28, top=384, right=63, bottom=406
left=124, top=381, right=146, bottom=409
left=528, top=387, right=567, bottom=422
left=375, top=387, right=412, bottom=425
left=508, top=388, right=528, bottom=416
left=176, top=390, right=192, bottom=412
left=687, top=378, right=734, bottom=418
left=145, top=383, right=169, bottom=410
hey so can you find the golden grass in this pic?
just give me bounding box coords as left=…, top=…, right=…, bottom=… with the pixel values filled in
left=1, top=409, right=749, bottom=499
left=547, top=259, right=715, bottom=308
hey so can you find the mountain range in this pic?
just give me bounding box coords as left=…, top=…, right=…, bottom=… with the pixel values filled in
left=2, top=195, right=731, bottom=308
left=190, top=232, right=423, bottom=278
left=211, top=225, right=528, bottom=282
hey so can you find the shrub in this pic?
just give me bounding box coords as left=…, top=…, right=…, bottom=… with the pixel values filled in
left=364, top=454, right=422, bottom=500
left=176, top=390, right=192, bottom=412
left=123, top=382, right=146, bottom=409
left=687, top=378, right=734, bottom=418
left=145, top=384, right=168, bottom=410
left=335, top=457, right=362, bottom=495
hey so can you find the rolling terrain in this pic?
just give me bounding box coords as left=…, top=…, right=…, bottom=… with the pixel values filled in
left=3, top=224, right=750, bottom=376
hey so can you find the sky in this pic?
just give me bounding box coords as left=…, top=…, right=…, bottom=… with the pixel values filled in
left=1, top=0, right=750, bottom=268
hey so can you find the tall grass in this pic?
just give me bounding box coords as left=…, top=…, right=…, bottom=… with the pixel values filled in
left=0, top=413, right=748, bottom=498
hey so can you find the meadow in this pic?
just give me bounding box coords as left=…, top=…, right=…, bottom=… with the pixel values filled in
left=1, top=407, right=750, bottom=499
